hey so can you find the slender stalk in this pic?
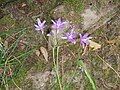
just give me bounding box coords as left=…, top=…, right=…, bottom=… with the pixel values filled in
left=52, top=46, right=62, bottom=90
left=56, top=46, right=62, bottom=90
left=52, top=47, right=56, bottom=69
left=56, top=47, right=59, bottom=71
left=61, top=56, right=64, bottom=88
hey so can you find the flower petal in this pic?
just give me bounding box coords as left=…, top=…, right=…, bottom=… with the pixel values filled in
left=34, top=24, right=39, bottom=28
left=51, top=20, right=56, bottom=25
left=57, top=18, right=62, bottom=25
left=83, top=33, right=89, bottom=38
left=37, top=18, right=41, bottom=25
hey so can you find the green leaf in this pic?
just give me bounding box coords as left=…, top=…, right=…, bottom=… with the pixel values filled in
left=77, top=59, right=96, bottom=90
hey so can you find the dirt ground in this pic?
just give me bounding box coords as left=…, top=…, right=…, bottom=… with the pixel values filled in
left=0, top=0, right=120, bottom=90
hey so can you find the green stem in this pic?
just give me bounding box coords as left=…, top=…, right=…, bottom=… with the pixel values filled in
left=52, top=46, right=62, bottom=90
left=56, top=46, right=62, bottom=90
left=52, top=47, right=56, bottom=70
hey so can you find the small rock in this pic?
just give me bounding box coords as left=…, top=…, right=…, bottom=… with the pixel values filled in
left=27, top=71, right=51, bottom=90
left=81, top=8, right=99, bottom=29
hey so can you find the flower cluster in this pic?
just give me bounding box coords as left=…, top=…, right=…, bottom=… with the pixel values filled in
left=34, top=18, right=46, bottom=34
left=80, top=33, right=92, bottom=48
left=34, top=18, right=92, bottom=48
left=62, top=28, right=77, bottom=44
left=51, top=18, right=68, bottom=31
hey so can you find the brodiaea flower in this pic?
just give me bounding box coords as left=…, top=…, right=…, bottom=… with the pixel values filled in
left=34, top=18, right=46, bottom=34
left=62, top=29, right=77, bottom=44
left=80, top=33, right=92, bottom=48
left=51, top=18, right=68, bottom=33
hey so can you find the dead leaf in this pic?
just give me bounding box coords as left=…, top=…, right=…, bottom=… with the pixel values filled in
left=40, top=47, right=48, bottom=62
left=35, top=50, right=40, bottom=57
left=89, top=40, right=101, bottom=50
left=4, top=40, right=8, bottom=49
left=19, top=39, right=28, bottom=50
left=106, top=40, right=116, bottom=44
left=82, top=46, right=88, bottom=56
left=22, top=3, right=27, bottom=7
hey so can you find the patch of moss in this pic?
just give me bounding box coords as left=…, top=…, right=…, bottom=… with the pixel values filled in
left=63, top=0, right=84, bottom=13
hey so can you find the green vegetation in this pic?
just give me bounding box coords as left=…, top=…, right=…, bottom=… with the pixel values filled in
left=0, top=28, right=34, bottom=89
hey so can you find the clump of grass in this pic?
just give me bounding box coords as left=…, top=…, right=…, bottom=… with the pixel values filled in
left=0, top=28, right=35, bottom=90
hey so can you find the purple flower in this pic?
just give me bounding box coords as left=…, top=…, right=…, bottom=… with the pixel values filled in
left=34, top=18, right=46, bottom=34
left=62, top=29, right=77, bottom=44
left=80, top=33, right=92, bottom=48
left=51, top=18, right=68, bottom=33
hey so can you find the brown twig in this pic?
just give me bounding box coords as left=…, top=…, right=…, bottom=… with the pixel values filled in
left=96, top=53, right=120, bottom=78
